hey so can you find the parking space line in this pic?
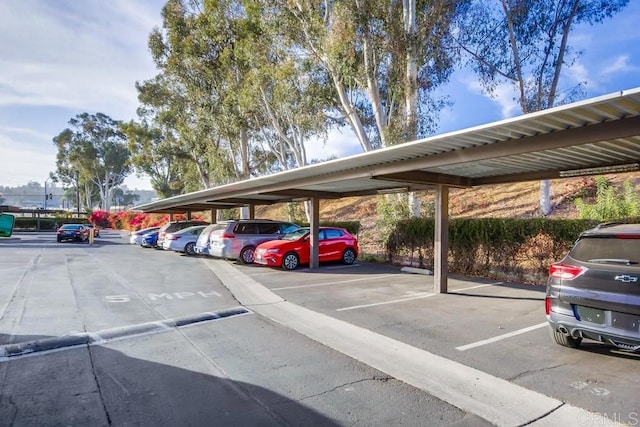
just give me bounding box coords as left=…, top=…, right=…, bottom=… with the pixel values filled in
left=455, top=322, right=548, bottom=351
left=336, top=292, right=436, bottom=311
left=448, top=283, right=497, bottom=294
left=272, top=274, right=398, bottom=291
left=335, top=283, right=496, bottom=311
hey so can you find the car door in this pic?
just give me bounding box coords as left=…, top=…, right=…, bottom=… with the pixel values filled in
left=319, top=229, right=345, bottom=261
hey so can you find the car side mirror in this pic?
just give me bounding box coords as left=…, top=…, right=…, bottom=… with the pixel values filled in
left=0, top=213, right=15, bottom=237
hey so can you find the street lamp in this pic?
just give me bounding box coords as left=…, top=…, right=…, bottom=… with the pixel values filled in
left=44, top=177, right=51, bottom=210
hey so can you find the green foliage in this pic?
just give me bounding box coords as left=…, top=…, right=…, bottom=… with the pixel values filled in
left=456, top=0, right=628, bottom=112
left=14, top=217, right=88, bottom=230
left=296, top=221, right=361, bottom=236
left=574, top=177, right=640, bottom=221
left=283, top=202, right=306, bottom=224
left=386, top=217, right=601, bottom=284
left=53, top=112, right=131, bottom=212
left=376, top=194, right=410, bottom=244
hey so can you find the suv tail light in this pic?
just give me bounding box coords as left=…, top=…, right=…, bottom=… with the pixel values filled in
left=549, top=263, right=587, bottom=280
left=221, top=231, right=234, bottom=239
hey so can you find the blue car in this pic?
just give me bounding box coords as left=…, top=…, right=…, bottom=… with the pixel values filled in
left=140, top=230, right=159, bottom=248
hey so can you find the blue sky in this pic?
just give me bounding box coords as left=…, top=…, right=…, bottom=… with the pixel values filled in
left=1, top=1, right=639, bottom=191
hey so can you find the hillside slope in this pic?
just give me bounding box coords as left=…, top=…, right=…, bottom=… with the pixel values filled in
left=255, top=172, right=640, bottom=257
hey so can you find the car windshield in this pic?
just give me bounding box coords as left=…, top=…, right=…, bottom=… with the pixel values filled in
left=570, top=236, right=640, bottom=264
left=281, top=228, right=309, bottom=241
left=61, top=225, right=81, bottom=230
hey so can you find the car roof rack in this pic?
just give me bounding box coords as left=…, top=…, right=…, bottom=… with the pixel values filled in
left=595, top=221, right=624, bottom=229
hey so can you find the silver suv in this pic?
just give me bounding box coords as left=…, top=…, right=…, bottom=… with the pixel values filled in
left=200, top=220, right=299, bottom=263
left=546, top=223, right=640, bottom=352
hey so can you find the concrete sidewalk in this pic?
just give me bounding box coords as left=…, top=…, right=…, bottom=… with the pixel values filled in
left=204, top=258, right=622, bottom=427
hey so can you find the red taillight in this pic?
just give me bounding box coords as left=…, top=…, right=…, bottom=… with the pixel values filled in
left=615, top=234, right=640, bottom=239
left=221, top=231, right=234, bottom=238
left=545, top=297, right=551, bottom=315
left=549, top=263, right=586, bottom=280
left=167, top=235, right=180, bottom=240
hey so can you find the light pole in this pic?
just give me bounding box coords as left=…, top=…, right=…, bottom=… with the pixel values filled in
left=44, top=177, right=50, bottom=210
left=75, top=171, right=80, bottom=216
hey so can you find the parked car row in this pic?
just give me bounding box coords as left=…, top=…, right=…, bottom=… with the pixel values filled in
left=129, top=219, right=360, bottom=270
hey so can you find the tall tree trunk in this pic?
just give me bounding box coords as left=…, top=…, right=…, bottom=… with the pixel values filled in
left=404, top=0, right=421, bottom=217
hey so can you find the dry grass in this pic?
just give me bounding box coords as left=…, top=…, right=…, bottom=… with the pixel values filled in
left=255, top=172, right=640, bottom=257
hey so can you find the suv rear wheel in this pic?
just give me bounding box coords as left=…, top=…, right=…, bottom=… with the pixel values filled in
left=239, top=246, right=256, bottom=264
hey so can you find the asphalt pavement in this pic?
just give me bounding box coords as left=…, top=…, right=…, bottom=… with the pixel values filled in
left=0, top=230, right=635, bottom=426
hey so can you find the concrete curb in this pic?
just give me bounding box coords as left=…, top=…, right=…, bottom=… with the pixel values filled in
left=400, top=266, right=433, bottom=275
left=0, top=307, right=249, bottom=360
left=203, top=258, right=619, bottom=427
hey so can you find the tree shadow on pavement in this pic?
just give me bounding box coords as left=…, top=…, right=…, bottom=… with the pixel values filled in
left=0, top=333, right=340, bottom=426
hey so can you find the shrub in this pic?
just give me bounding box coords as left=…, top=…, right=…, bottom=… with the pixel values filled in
left=385, top=217, right=601, bottom=284
left=575, top=176, right=640, bottom=221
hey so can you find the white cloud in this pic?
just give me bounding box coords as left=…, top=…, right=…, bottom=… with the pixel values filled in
left=0, top=0, right=162, bottom=119
left=461, top=74, right=519, bottom=119
left=564, top=61, right=591, bottom=87
left=305, top=128, right=362, bottom=162
left=601, top=55, right=634, bottom=75
left=0, top=132, right=57, bottom=187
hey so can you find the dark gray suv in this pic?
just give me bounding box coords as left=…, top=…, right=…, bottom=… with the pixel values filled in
left=546, top=223, right=640, bottom=351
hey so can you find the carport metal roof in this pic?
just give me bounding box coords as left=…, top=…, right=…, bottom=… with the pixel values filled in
left=135, top=88, right=640, bottom=214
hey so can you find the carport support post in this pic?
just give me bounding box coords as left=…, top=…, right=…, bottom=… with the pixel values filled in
left=248, top=204, right=255, bottom=219
left=310, top=197, right=320, bottom=269
left=434, top=185, right=449, bottom=293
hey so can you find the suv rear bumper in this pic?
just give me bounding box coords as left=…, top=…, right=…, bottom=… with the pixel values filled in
left=547, top=310, right=640, bottom=351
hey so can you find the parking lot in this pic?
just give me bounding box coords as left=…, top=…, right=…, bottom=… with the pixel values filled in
left=231, top=258, right=640, bottom=425
left=1, top=231, right=639, bottom=425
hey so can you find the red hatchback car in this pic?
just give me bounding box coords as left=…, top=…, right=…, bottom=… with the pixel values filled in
left=254, top=226, right=358, bottom=270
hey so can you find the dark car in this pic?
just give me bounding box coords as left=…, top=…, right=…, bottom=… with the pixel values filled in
left=56, top=224, right=89, bottom=243
left=546, top=223, right=640, bottom=352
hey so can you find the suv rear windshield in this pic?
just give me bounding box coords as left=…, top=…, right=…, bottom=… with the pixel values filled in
left=570, top=236, right=640, bottom=264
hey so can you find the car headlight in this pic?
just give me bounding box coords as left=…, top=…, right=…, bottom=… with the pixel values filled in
left=266, top=248, right=280, bottom=254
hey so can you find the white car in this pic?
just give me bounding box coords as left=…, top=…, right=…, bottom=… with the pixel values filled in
left=129, top=226, right=160, bottom=245
left=162, top=225, right=207, bottom=255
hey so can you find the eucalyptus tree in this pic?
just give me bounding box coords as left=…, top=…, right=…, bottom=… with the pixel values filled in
left=273, top=0, right=461, bottom=151
left=245, top=9, right=339, bottom=171
left=120, top=117, right=186, bottom=198
left=454, top=0, right=629, bottom=215
left=141, top=0, right=283, bottom=191
left=53, top=113, right=131, bottom=212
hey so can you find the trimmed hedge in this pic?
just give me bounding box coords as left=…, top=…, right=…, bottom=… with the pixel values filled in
left=14, top=217, right=89, bottom=230
left=385, top=217, right=618, bottom=285
left=296, top=221, right=361, bottom=236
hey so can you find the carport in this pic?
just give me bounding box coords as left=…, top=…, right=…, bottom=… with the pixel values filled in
left=134, top=88, right=640, bottom=293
